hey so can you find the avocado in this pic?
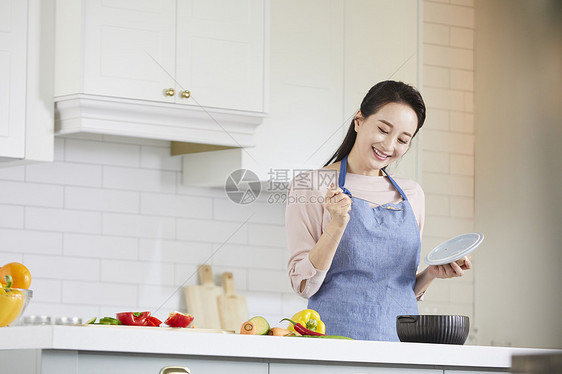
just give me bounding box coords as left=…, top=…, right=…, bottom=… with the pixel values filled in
left=249, top=316, right=270, bottom=335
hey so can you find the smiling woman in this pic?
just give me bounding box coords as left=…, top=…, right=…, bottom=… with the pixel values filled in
left=286, top=81, right=472, bottom=342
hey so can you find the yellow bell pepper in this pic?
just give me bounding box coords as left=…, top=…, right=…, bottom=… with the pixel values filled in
left=287, top=309, right=326, bottom=334
left=0, top=288, right=24, bottom=327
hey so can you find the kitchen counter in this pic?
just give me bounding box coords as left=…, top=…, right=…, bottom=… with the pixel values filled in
left=0, top=325, right=560, bottom=373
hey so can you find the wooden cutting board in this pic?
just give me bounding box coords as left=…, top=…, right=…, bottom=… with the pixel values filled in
left=217, top=272, right=248, bottom=332
left=184, top=265, right=222, bottom=329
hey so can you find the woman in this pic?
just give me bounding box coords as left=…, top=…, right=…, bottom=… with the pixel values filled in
left=286, top=81, right=472, bottom=341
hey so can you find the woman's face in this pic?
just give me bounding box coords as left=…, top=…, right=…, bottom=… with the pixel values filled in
left=351, top=102, right=418, bottom=175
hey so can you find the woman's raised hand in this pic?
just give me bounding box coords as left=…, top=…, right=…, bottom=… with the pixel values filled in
left=428, top=256, right=472, bottom=279
left=324, top=184, right=352, bottom=226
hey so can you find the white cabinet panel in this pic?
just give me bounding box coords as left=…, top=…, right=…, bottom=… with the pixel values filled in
left=76, top=352, right=268, bottom=374
left=177, top=0, right=265, bottom=112
left=445, top=371, right=509, bottom=374
left=0, top=0, right=27, bottom=159
left=54, top=0, right=268, bottom=146
left=56, top=0, right=266, bottom=108
left=269, top=362, right=442, bottom=374
left=79, top=0, right=177, bottom=102
left=0, top=0, right=54, bottom=165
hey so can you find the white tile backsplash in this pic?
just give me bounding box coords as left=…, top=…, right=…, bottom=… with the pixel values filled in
left=423, top=216, right=474, bottom=238
left=63, top=233, right=138, bottom=260
left=176, top=218, right=248, bottom=244
left=247, top=223, right=287, bottom=247
left=101, top=259, right=175, bottom=285
left=424, top=22, right=449, bottom=46
left=450, top=111, right=474, bottom=133
left=65, top=138, right=141, bottom=167
left=421, top=0, right=475, bottom=328
left=0, top=205, right=24, bottom=228
left=213, top=199, right=285, bottom=225
left=25, top=207, right=102, bottom=234
left=0, top=180, right=63, bottom=207
left=30, top=278, right=62, bottom=303
left=102, top=212, right=175, bottom=239
left=173, top=264, right=200, bottom=287
left=103, top=166, right=176, bottom=193
left=0, top=228, right=62, bottom=254
left=65, top=186, right=140, bottom=213
left=63, top=280, right=137, bottom=306
left=425, top=194, right=450, bottom=216
left=140, top=145, right=182, bottom=171
left=424, top=1, right=474, bottom=28
left=141, top=192, right=212, bottom=219
left=422, top=172, right=474, bottom=197
left=0, top=165, right=25, bottom=180
left=248, top=269, right=293, bottom=293
left=0, top=252, right=24, bottom=265
left=450, top=26, right=474, bottom=49
left=138, top=284, right=184, bottom=311
left=139, top=239, right=213, bottom=264
left=210, top=244, right=284, bottom=271
left=26, top=161, right=103, bottom=187
left=25, top=254, right=100, bottom=281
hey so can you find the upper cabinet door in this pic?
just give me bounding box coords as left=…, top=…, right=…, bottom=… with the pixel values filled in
left=54, top=0, right=268, bottom=146
left=0, top=0, right=27, bottom=159
left=56, top=0, right=266, bottom=112
left=79, top=0, right=177, bottom=102
left=175, top=0, right=266, bottom=112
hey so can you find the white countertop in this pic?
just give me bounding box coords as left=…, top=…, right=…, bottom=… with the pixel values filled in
left=2, top=325, right=559, bottom=369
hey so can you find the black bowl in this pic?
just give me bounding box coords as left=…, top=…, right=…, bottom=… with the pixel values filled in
left=396, top=315, right=470, bottom=345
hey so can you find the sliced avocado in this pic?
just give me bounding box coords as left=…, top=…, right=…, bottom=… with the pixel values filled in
left=249, top=316, right=270, bottom=335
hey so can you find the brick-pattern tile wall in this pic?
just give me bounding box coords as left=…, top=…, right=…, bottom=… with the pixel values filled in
left=420, top=0, right=476, bottom=341
left=0, top=135, right=299, bottom=324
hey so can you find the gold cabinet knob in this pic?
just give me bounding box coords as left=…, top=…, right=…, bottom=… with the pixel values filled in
left=164, top=88, right=175, bottom=96
left=180, top=90, right=191, bottom=99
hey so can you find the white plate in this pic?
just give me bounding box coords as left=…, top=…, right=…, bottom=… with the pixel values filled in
left=424, top=232, right=484, bottom=265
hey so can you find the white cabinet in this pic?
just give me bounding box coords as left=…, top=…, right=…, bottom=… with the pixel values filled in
left=0, top=0, right=54, bottom=165
left=444, top=371, right=508, bottom=374
left=182, top=0, right=421, bottom=186
left=54, top=0, right=268, bottom=147
left=175, top=0, right=266, bottom=112
left=269, top=363, right=442, bottom=374
left=2, top=349, right=269, bottom=374
left=71, top=351, right=268, bottom=374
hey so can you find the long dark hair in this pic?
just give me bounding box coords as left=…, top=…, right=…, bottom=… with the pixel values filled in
left=324, top=80, right=426, bottom=166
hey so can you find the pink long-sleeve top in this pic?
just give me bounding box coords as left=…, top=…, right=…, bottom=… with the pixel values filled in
left=285, top=169, right=425, bottom=299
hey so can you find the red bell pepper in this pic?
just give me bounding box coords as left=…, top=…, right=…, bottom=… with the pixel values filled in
left=145, top=316, right=162, bottom=327
left=164, top=311, right=194, bottom=328
left=116, top=311, right=151, bottom=326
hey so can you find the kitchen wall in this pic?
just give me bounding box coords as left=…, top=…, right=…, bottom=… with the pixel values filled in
left=0, top=0, right=479, bottom=336
left=418, top=0, right=476, bottom=337
left=474, top=0, right=562, bottom=349
left=0, top=134, right=301, bottom=323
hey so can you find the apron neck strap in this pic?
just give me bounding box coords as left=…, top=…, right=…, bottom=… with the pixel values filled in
left=383, top=170, right=409, bottom=201
left=338, top=155, right=352, bottom=197
left=338, top=155, right=409, bottom=201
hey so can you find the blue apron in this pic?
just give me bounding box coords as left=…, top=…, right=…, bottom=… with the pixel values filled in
left=308, top=155, right=421, bottom=341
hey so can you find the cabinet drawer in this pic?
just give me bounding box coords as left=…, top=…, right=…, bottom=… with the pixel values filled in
left=269, top=362, right=442, bottom=374
left=75, top=351, right=268, bottom=374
